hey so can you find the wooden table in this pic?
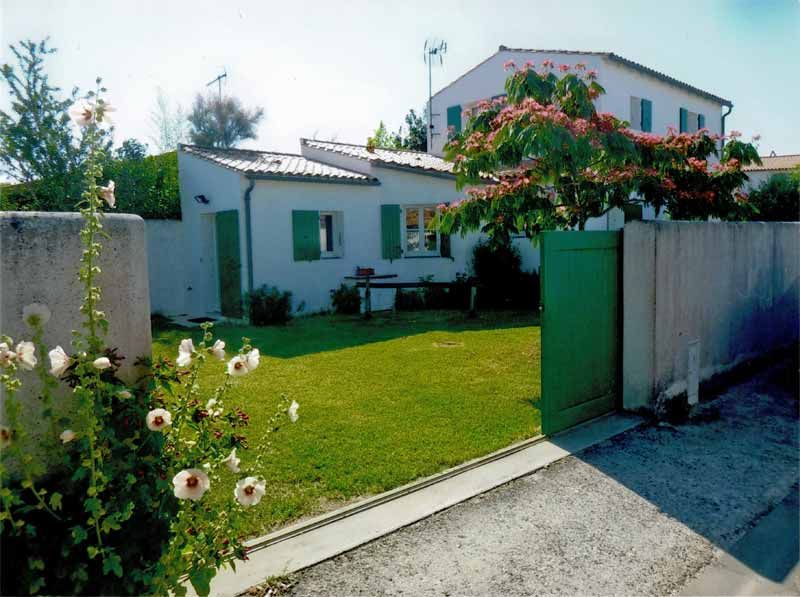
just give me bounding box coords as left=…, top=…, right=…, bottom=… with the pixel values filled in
left=344, top=274, right=398, bottom=319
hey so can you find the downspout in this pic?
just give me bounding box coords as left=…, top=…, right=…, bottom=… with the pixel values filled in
left=243, top=177, right=255, bottom=294
left=720, top=104, right=733, bottom=150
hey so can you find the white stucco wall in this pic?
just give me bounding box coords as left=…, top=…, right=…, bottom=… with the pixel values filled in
left=144, top=219, right=188, bottom=315
left=622, top=221, right=800, bottom=411
left=429, top=49, right=728, bottom=156
left=178, top=149, right=542, bottom=316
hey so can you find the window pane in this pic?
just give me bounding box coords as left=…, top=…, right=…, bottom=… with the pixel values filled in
left=423, top=207, right=435, bottom=228
left=319, top=214, right=334, bottom=252
left=425, top=231, right=437, bottom=251
left=406, top=231, right=420, bottom=252
left=405, top=208, right=419, bottom=229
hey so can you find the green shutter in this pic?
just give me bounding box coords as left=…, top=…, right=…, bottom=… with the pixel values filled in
left=380, top=204, right=401, bottom=261
left=215, top=210, right=243, bottom=317
left=679, top=108, right=688, bottom=133
left=697, top=113, right=705, bottom=130
left=641, top=99, right=653, bottom=132
left=446, top=105, right=462, bottom=134
left=292, top=210, right=320, bottom=261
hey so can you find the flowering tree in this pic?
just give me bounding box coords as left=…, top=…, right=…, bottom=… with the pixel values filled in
left=438, top=60, right=761, bottom=243
left=0, top=85, right=298, bottom=596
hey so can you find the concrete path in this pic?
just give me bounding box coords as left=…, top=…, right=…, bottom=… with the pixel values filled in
left=285, top=362, right=798, bottom=596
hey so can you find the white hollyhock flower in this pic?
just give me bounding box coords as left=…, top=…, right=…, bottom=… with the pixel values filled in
left=68, top=100, right=94, bottom=127
left=0, top=342, right=16, bottom=368
left=234, top=477, right=266, bottom=507
left=22, top=303, right=51, bottom=327
left=205, top=398, right=222, bottom=417
left=222, top=448, right=241, bottom=473
left=92, top=356, right=111, bottom=370
left=96, top=101, right=115, bottom=124
left=98, top=181, right=116, bottom=208
left=117, top=390, right=132, bottom=399
left=210, top=340, right=226, bottom=361
left=288, top=400, right=299, bottom=423
left=176, top=339, right=194, bottom=367
left=146, top=408, right=172, bottom=432
left=245, top=348, right=260, bottom=371
left=172, top=468, right=210, bottom=501
left=0, top=425, right=11, bottom=448
left=15, top=341, right=36, bottom=370
left=227, top=355, right=249, bottom=377
left=60, top=429, right=76, bottom=444
left=48, top=346, right=70, bottom=377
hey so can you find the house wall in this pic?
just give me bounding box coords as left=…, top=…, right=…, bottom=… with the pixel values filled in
left=429, top=50, right=727, bottom=156
left=178, top=151, right=247, bottom=316
left=622, top=221, right=800, bottom=411
left=144, top=219, right=188, bottom=315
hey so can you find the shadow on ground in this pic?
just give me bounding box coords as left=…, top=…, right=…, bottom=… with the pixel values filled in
left=551, top=356, right=799, bottom=585
left=153, top=310, right=540, bottom=359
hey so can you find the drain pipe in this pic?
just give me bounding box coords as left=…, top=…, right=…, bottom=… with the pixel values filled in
left=243, top=177, right=255, bottom=294
left=721, top=104, right=733, bottom=150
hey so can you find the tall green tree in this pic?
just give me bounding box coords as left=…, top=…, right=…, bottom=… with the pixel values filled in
left=115, top=138, right=148, bottom=161
left=0, top=39, right=105, bottom=210
left=393, top=108, right=427, bottom=151
left=187, top=94, right=264, bottom=149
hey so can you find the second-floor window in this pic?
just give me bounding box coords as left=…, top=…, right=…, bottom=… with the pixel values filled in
left=630, top=97, right=653, bottom=132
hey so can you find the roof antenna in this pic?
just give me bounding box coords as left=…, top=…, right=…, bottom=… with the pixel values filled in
left=424, top=39, right=447, bottom=150
left=206, top=68, right=227, bottom=100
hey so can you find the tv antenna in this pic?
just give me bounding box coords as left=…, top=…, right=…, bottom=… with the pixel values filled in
left=424, top=39, right=447, bottom=147
left=207, top=68, right=227, bottom=100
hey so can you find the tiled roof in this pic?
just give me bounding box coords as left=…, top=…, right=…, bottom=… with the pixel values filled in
left=179, top=144, right=379, bottom=184
left=300, top=139, right=456, bottom=176
left=743, top=154, right=800, bottom=172
left=433, top=46, right=732, bottom=107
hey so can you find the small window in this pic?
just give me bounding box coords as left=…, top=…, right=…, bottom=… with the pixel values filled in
left=319, top=211, right=343, bottom=258
left=630, top=96, right=642, bottom=131
left=403, top=205, right=439, bottom=256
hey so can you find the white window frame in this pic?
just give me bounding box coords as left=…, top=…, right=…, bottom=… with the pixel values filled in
left=319, top=211, right=344, bottom=259
left=402, top=205, right=440, bottom=257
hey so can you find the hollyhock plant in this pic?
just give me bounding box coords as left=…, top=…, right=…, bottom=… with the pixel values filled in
left=0, top=88, right=304, bottom=597
left=440, top=62, right=761, bottom=241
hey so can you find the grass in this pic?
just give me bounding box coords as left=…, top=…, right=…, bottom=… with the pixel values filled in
left=152, top=310, right=541, bottom=536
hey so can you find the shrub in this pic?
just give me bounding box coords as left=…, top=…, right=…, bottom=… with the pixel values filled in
left=744, top=172, right=800, bottom=222
left=470, top=241, right=540, bottom=310
left=330, top=284, right=361, bottom=315
left=247, top=285, right=292, bottom=326
left=394, top=288, right=426, bottom=311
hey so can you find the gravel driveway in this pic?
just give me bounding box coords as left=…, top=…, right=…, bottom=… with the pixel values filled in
left=284, top=360, right=798, bottom=596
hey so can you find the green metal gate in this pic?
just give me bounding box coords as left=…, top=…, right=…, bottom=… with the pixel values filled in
left=540, top=231, right=621, bottom=435
left=215, top=210, right=243, bottom=318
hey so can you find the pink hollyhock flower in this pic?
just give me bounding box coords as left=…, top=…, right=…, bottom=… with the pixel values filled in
left=173, top=468, right=210, bottom=501
left=210, top=339, right=226, bottom=361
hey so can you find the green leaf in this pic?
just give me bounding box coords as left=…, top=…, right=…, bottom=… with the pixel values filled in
left=71, top=526, right=88, bottom=544
left=49, top=492, right=63, bottom=511
left=87, top=545, right=100, bottom=560
left=188, top=568, right=215, bottom=597
left=102, top=552, right=123, bottom=578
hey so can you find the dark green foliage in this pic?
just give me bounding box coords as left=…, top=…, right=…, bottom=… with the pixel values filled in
left=394, top=274, right=472, bottom=311
left=394, top=288, right=426, bottom=311
left=743, top=172, right=800, bottom=222
left=188, top=94, right=264, bottom=149
left=330, top=283, right=361, bottom=315
left=393, top=109, right=427, bottom=151
left=1, top=151, right=181, bottom=219
left=115, top=138, right=148, bottom=161
left=471, top=241, right=539, bottom=310
left=247, top=285, right=292, bottom=326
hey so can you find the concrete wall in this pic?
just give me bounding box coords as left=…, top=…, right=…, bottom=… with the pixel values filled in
left=0, top=212, right=152, bottom=462
left=144, top=219, right=188, bottom=316
left=622, top=221, right=800, bottom=410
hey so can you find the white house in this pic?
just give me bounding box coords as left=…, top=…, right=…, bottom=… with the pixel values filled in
left=176, top=142, right=539, bottom=317
left=428, top=46, right=734, bottom=224
left=742, top=153, right=800, bottom=189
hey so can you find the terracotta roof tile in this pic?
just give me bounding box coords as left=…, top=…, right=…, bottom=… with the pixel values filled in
left=180, top=144, right=379, bottom=184
left=743, top=154, right=800, bottom=172
left=301, top=139, right=456, bottom=176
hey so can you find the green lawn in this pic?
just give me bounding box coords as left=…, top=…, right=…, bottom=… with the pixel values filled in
left=152, top=310, right=540, bottom=536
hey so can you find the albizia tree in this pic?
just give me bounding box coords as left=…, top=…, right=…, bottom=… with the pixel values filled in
left=439, top=60, right=761, bottom=243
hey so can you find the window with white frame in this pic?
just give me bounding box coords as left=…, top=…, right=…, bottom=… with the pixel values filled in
left=319, top=211, right=343, bottom=258
left=403, top=205, right=439, bottom=256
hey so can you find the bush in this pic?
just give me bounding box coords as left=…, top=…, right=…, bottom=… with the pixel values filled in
left=744, top=172, right=800, bottom=222
left=330, top=284, right=361, bottom=315
left=247, top=285, right=292, bottom=325
left=395, top=288, right=426, bottom=311
left=471, top=241, right=539, bottom=310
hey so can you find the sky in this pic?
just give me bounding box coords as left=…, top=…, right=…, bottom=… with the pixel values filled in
left=1, top=0, right=798, bottom=158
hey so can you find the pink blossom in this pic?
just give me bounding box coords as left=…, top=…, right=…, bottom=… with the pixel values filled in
left=586, top=69, right=598, bottom=80
left=541, top=59, right=554, bottom=68
left=729, top=130, right=742, bottom=138
left=503, top=60, right=516, bottom=71
left=558, top=64, right=571, bottom=72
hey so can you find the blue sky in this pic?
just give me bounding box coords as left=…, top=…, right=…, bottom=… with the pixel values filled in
left=1, top=0, right=798, bottom=156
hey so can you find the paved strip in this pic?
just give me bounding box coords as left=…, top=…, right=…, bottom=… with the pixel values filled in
left=287, top=364, right=798, bottom=596
left=204, top=413, right=641, bottom=596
